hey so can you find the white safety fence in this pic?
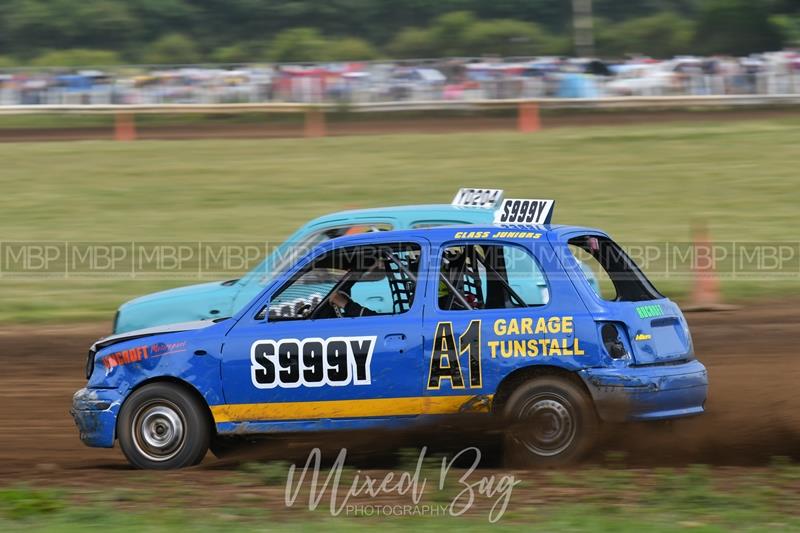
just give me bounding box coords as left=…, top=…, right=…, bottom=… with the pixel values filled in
left=3, top=73, right=800, bottom=107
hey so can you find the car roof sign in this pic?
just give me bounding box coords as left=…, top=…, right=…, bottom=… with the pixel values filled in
left=493, top=198, right=555, bottom=225
left=451, top=188, right=504, bottom=209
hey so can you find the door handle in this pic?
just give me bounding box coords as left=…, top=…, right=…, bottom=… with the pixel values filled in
left=384, top=334, right=407, bottom=353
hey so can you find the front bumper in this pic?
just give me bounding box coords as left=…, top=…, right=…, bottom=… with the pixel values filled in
left=70, top=388, right=122, bottom=448
left=579, top=359, right=708, bottom=423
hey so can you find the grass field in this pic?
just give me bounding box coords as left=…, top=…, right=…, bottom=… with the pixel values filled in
left=1, top=117, right=799, bottom=323
left=1, top=461, right=798, bottom=532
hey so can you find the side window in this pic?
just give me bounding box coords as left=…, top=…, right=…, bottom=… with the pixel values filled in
left=350, top=246, right=418, bottom=314
left=411, top=220, right=471, bottom=229
left=266, top=223, right=392, bottom=284
left=568, top=235, right=663, bottom=302
left=438, top=243, right=548, bottom=311
left=265, top=242, right=420, bottom=320
left=309, top=223, right=393, bottom=244
left=268, top=265, right=343, bottom=319
left=505, top=244, right=550, bottom=305
left=568, top=242, right=614, bottom=300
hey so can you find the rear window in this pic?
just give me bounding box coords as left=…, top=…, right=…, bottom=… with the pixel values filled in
left=568, top=235, right=662, bottom=302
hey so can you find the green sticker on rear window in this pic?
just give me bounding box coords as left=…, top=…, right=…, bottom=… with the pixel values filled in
left=636, top=304, right=664, bottom=319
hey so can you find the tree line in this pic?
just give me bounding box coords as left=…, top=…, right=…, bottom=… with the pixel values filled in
left=0, top=0, right=798, bottom=67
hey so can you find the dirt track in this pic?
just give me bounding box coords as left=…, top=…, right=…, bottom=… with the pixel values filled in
left=0, top=299, right=798, bottom=484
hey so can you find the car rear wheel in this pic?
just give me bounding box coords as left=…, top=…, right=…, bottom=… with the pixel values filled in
left=503, top=377, right=598, bottom=466
left=118, top=383, right=210, bottom=469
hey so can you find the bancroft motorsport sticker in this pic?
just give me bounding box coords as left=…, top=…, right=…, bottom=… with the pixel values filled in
left=102, top=340, right=188, bottom=371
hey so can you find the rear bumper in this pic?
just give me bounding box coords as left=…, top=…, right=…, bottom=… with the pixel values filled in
left=70, top=388, right=121, bottom=448
left=579, top=359, right=708, bottom=423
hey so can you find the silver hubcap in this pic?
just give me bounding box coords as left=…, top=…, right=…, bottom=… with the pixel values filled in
left=515, top=393, right=576, bottom=457
left=132, top=400, right=185, bottom=462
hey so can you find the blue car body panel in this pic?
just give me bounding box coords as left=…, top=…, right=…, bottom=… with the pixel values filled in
left=74, top=224, right=708, bottom=449
left=114, top=205, right=495, bottom=334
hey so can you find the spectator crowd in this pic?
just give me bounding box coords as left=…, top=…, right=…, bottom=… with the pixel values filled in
left=1, top=51, right=799, bottom=106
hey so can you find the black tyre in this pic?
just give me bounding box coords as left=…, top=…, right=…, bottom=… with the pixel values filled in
left=503, top=377, right=598, bottom=467
left=117, top=383, right=210, bottom=469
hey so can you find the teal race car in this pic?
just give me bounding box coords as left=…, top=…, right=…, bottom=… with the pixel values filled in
left=113, top=189, right=507, bottom=334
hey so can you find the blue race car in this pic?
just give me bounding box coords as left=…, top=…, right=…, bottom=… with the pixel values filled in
left=113, top=188, right=505, bottom=334
left=73, top=199, right=707, bottom=468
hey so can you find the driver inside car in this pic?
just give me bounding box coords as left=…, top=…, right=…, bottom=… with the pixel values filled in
left=275, top=245, right=419, bottom=321
left=329, top=290, right=378, bottom=317
left=326, top=254, right=387, bottom=317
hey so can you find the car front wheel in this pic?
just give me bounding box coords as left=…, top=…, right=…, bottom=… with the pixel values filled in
left=118, top=383, right=210, bottom=469
left=503, top=377, right=598, bottom=466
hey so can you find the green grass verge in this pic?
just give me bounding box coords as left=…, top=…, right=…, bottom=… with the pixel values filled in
left=1, top=461, right=799, bottom=531
left=1, top=118, right=799, bottom=323
left=2, top=509, right=797, bottom=533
